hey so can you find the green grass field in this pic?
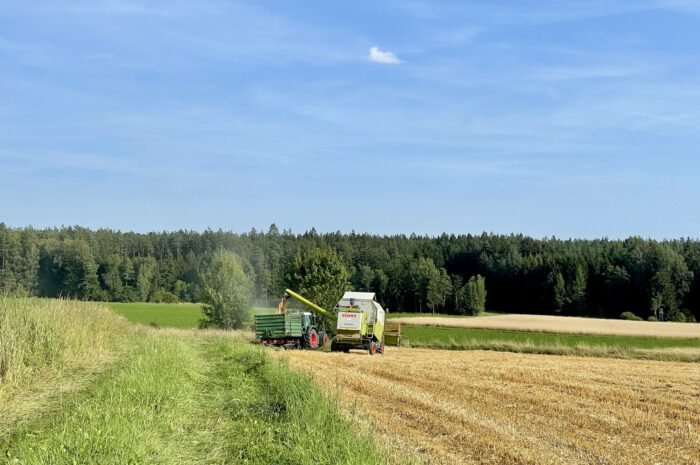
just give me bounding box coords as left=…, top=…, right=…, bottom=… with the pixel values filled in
left=104, top=302, right=277, bottom=328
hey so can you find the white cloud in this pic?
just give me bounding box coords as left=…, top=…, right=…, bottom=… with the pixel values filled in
left=369, top=46, right=402, bottom=64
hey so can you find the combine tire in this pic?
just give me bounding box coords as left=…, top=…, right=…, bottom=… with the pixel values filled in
left=369, top=341, right=377, bottom=355
left=379, top=339, right=385, bottom=355
left=305, top=328, right=319, bottom=349
left=318, top=331, right=329, bottom=348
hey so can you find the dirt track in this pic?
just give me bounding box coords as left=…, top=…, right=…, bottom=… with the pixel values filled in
left=284, top=347, right=700, bottom=465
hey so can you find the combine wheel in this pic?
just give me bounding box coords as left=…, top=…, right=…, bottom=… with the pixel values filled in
left=305, top=328, right=319, bottom=349
left=369, top=341, right=377, bottom=355
left=379, top=339, right=385, bottom=355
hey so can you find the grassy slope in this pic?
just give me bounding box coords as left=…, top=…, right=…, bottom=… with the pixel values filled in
left=0, top=300, right=386, bottom=465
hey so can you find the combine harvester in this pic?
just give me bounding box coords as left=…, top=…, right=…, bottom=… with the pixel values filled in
left=255, top=289, right=400, bottom=354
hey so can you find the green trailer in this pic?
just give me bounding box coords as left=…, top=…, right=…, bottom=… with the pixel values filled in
left=254, top=311, right=328, bottom=350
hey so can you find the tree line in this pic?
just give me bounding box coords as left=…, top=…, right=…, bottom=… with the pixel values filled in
left=0, top=223, right=698, bottom=322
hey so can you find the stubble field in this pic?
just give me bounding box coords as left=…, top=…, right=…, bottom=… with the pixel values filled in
left=284, top=347, right=700, bottom=465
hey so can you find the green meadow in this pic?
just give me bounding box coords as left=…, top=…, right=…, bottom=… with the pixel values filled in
left=104, top=302, right=277, bottom=328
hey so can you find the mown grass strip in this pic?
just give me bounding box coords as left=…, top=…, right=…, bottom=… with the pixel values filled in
left=191, top=339, right=386, bottom=465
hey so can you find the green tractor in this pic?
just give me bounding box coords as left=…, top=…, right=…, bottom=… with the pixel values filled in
left=254, top=289, right=387, bottom=355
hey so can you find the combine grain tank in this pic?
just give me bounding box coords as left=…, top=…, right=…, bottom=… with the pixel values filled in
left=331, top=291, right=386, bottom=354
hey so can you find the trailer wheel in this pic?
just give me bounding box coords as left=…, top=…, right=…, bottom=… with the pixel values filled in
left=305, top=328, right=319, bottom=349
left=369, top=341, right=377, bottom=355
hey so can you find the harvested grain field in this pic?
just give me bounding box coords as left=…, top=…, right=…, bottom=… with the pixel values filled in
left=391, top=313, right=700, bottom=338
left=284, top=348, right=700, bottom=465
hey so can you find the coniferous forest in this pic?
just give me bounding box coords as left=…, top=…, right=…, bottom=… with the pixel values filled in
left=0, top=223, right=698, bottom=322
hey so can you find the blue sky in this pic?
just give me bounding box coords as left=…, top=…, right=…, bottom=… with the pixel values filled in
left=1, top=1, right=699, bottom=238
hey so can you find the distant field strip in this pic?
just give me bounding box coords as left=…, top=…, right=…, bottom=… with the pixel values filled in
left=104, top=302, right=204, bottom=328
left=392, top=313, right=700, bottom=338
left=286, top=348, right=700, bottom=465
left=401, top=325, right=700, bottom=361
left=105, top=302, right=277, bottom=328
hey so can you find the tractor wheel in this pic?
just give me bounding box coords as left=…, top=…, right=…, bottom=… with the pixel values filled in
left=369, top=341, right=377, bottom=355
left=305, top=328, right=319, bottom=349
left=318, top=331, right=329, bottom=348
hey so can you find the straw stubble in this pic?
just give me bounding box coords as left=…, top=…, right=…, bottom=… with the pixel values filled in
left=285, top=348, right=700, bottom=465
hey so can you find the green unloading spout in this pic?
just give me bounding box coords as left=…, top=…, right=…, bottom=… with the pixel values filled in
left=284, top=289, right=337, bottom=321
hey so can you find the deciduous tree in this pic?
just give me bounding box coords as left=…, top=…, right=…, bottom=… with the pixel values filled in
left=200, top=250, right=252, bottom=329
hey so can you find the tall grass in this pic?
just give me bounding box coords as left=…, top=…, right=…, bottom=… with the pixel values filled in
left=0, top=297, right=129, bottom=389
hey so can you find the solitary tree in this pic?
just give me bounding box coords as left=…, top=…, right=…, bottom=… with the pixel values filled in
left=286, top=248, right=350, bottom=311
left=200, top=249, right=253, bottom=329
left=457, top=275, right=487, bottom=316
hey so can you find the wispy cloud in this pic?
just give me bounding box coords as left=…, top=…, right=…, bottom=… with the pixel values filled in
left=369, top=46, right=402, bottom=64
